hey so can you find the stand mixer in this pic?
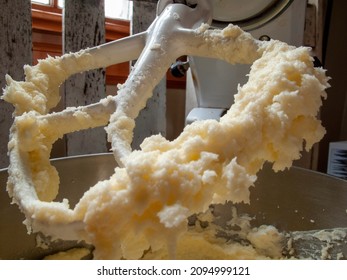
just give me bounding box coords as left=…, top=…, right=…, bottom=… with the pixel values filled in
left=0, top=0, right=340, bottom=260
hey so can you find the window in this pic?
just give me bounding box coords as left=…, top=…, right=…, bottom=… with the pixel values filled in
left=32, top=0, right=133, bottom=20
left=105, top=0, right=133, bottom=21
left=32, top=0, right=50, bottom=5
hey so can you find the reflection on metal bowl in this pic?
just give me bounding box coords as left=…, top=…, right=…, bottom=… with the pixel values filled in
left=1, top=153, right=347, bottom=259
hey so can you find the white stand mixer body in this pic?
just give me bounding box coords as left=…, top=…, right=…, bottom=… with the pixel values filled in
left=186, top=0, right=307, bottom=123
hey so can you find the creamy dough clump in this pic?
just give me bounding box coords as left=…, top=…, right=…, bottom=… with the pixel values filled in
left=2, top=24, right=329, bottom=259
left=3, top=50, right=104, bottom=202
left=74, top=41, right=328, bottom=259
left=3, top=52, right=95, bottom=115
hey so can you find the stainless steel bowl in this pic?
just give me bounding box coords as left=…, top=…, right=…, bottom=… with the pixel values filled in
left=1, top=153, right=347, bottom=259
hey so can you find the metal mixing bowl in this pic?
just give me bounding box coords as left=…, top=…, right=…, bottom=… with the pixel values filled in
left=1, top=153, right=347, bottom=259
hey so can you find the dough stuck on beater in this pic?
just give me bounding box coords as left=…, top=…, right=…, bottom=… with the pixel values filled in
left=2, top=24, right=329, bottom=259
